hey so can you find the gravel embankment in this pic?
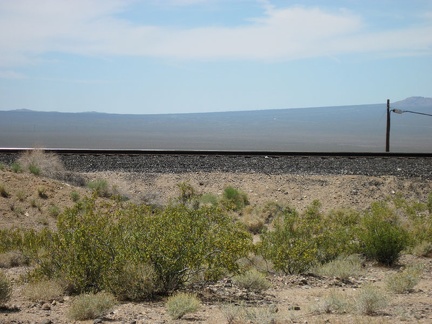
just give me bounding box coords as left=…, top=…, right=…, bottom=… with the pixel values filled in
left=1, top=153, right=431, bottom=179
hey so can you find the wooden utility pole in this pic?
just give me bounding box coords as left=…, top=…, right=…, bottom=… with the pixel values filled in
left=386, top=99, right=390, bottom=152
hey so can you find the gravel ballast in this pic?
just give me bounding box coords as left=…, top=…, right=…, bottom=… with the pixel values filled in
left=1, top=152, right=431, bottom=179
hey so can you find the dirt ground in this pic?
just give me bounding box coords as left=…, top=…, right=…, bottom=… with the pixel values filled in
left=1, top=169, right=432, bottom=323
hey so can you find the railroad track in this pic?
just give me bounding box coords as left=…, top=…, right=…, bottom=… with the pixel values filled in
left=0, top=148, right=431, bottom=178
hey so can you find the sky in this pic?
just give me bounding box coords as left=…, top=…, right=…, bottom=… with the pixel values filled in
left=0, top=0, right=432, bottom=115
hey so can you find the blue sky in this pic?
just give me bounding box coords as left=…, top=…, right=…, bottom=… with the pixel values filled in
left=0, top=0, right=431, bottom=114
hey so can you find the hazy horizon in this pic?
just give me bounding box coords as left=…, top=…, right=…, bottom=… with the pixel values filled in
left=1, top=103, right=431, bottom=153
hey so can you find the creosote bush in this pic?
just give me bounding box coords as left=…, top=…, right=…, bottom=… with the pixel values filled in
left=166, top=292, right=201, bottom=320
left=257, top=201, right=360, bottom=274
left=29, top=196, right=252, bottom=296
left=359, top=202, right=408, bottom=266
left=68, top=292, right=116, bottom=321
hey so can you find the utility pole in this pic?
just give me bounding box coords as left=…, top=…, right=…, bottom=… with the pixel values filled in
left=386, top=99, right=390, bottom=152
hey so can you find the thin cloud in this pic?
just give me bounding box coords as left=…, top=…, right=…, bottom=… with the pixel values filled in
left=0, top=0, right=431, bottom=67
left=0, top=70, right=27, bottom=79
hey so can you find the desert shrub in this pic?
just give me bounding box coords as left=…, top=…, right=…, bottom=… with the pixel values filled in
left=0, top=271, right=12, bottom=305
left=232, top=268, right=271, bottom=292
left=11, top=162, right=22, bottom=173
left=313, top=254, right=364, bottom=281
left=32, top=197, right=252, bottom=295
left=257, top=207, right=318, bottom=274
left=166, top=292, right=201, bottom=320
left=0, top=162, right=5, bottom=171
left=199, top=193, right=219, bottom=207
left=0, top=251, right=29, bottom=268
left=359, top=202, right=408, bottom=266
left=257, top=201, right=359, bottom=274
left=0, top=184, right=9, bottom=198
left=221, top=186, right=249, bottom=211
left=354, top=284, right=388, bottom=315
left=16, top=190, right=26, bottom=202
left=87, top=179, right=110, bottom=197
left=312, top=289, right=351, bottom=315
left=68, top=292, right=116, bottom=321
left=106, top=263, right=158, bottom=301
left=37, top=187, right=48, bottom=199
left=28, top=163, right=41, bottom=176
left=23, top=280, right=63, bottom=302
left=70, top=191, right=80, bottom=202
left=412, top=240, right=432, bottom=257
left=386, top=264, right=424, bottom=294
left=221, top=303, right=278, bottom=324
left=177, top=182, right=197, bottom=204
left=17, top=149, right=64, bottom=178
left=48, top=204, right=60, bottom=218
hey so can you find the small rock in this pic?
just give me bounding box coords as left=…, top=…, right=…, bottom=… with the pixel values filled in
left=41, top=320, right=52, bottom=324
left=94, top=319, right=103, bottom=324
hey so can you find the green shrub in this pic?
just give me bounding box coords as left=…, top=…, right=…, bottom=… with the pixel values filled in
left=32, top=197, right=252, bottom=295
left=386, top=264, right=424, bottom=294
left=354, top=284, right=388, bottom=315
left=359, top=202, right=408, bottom=266
left=0, top=162, right=5, bottom=171
left=221, top=186, right=249, bottom=211
left=70, top=191, right=80, bottom=202
left=0, top=271, right=12, bottom=305
left=28, top=163, right=41, bottom=176
left=257, top=202, right=359, bottom=274
left=166, top=292, right=201, bottom=320
left=177, top=182, right=197, bottom=204
left=68, top=292, right=116, bottom=321
left=0, top=184, right=9, bottom=198
left=48, top=204, right=60, bottom=218
left=87, top=179, right=110, bottom=197
left=232, top=269, right=271, bottom=292
left=11, top=162, right=22, bottom=173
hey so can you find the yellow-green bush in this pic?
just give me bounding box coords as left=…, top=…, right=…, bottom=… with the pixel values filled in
left=29, top=196, right=252, bottom=295
left=221, top=186, right=249, bottom=211
left=166, top=292, right=201, bottom=320
left=68, top=292, right=116, bottom=321
left=257, top=201, right=360, bottom=274
left=358, top=202, right=408, bottom=266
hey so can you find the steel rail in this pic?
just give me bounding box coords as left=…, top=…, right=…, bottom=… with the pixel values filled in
left=0, top=148, right=431, bottom=158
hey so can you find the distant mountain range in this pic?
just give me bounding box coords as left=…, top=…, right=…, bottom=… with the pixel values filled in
left=393, top=96, right=432, bottom=108
left=1, top=97, right=431, bottom=152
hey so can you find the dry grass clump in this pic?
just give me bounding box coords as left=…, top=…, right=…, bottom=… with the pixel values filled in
left=411, top=240, right=432, bottom=257
left=232, top=268, right=271, bottom=292
left=386, top=264, right=424, bottom=294
left=68, top=292, right=116, bottom=321
left=221, top=303, right=278, bottom=324
left=18, top=149, right=65, bottom=178
left=0, top=251, right=29, bottom=268
left=313, top=254, right=364, bottom=281
left=0, top=271, right=12, bottom=306
left=311, top=289, right=351, bottom=315
left=23, top=280, right=63, bottom=302
left=0, top=183, right=10, bottom=198
left=354, top=284, right=388, bottom=315
left=165, top=292, right=201, bottom=319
